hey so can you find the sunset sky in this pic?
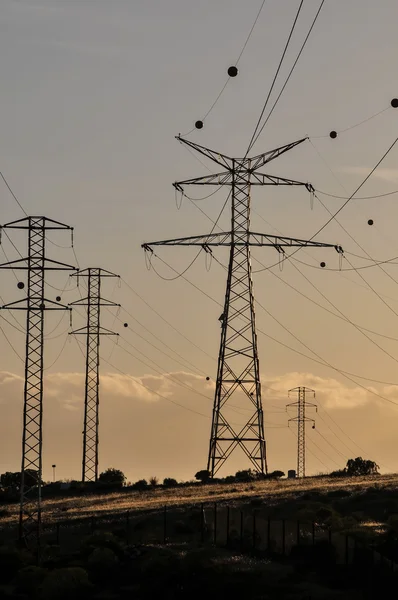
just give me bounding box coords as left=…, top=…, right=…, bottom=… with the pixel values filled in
left=1, top=0, right=398, bottom=484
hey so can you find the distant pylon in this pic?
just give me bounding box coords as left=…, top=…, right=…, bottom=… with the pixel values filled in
left=0, top=216, right=75, bottom=547
left=142, top=136, right=342, bottom=477
left=70, top=268, right=120, bottom=483
left=287, top=386, right=317, bottom=478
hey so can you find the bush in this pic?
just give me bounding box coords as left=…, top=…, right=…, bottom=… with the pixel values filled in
left=40, top=567, right=92, bottom=600
left=88, top=547, right=118, bottom=582
left=98, top=468, right=126, bottom=486
left=163, top=478, right=178, bottom=488
left=234, top=469, right=256, bottom=482
left=81, top=531, right=124, bottom=560
left=0, top=546, right=23, bottom=582
left=195, top=470, right=211, bottom=483
left=132, top=479, right=148, bottom=491
left=174, top=520, right=195, bottom=534
left=149, top=476, right=158, bottom=487
left=16, top=565, right=47, bottom=595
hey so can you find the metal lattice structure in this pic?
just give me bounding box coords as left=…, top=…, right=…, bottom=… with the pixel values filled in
left=0, top=216, right=75, bottom=546
left=70, top=268, right=119, bottom=482
left=287, top=386, right=317, bottom=478
left=142, top=136, right=341, bottom=477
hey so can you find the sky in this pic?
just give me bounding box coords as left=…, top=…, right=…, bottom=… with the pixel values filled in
left=1, top=0, right=398, bottom=484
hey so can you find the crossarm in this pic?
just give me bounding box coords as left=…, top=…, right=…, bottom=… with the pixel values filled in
left=142, top=232, right=342, bottom=251
left=174, top=172, right=313, bottom=190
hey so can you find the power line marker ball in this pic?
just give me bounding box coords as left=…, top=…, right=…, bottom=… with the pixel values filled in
left=320, top=262, right=326, bottom=268
left=329, top=131, right=337, bottom=139
left=17, top=281, right=25, bottom=289
left=206, top=376, right=210, bottom=381
left=391, top=98, right=398, bottom=108
left=56, top=296, right=61, bottom=302
left=368, top=219, right=374, bottom=226
left=227, top=66, right=238, bottom=77
left=123, top=323, right=128, bottom=327
left=195, top=120, right=204, bottom=130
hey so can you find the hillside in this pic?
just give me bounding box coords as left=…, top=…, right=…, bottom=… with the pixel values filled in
left=2, top=473, right=398, bottom=529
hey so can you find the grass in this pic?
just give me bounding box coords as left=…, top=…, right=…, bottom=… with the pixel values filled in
left=1, top=472, right=398, bottom=528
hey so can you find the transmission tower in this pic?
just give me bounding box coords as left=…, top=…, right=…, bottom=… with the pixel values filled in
left=69, top=268, right=120, bottom=483
left=287, top=386, right=317, bottom=478
left=0, top=216, right=75, bottom=546
left=142, top=136, right=341, bottom=477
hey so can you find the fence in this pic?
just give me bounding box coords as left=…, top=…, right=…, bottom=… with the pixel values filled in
left=1, top=502, right=397, bottom=571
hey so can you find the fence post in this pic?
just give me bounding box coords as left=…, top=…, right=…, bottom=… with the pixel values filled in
left=240, top=511, right=244, bottom=549
left=282, top=520, right=286, bottom=556
left=252, top=512, right=256, bottom=550
left=296, top=520, right=300, bottom=546
left=126, top=511, right=130, bottom=544
left=56, top=522, right=60, bottom=546
left=163, top=505, right=167, bottom=544
left=312, top=521, right=315, bottom=546
left=214, top=502, right=217, bottom=545
left=201, top=503, right=205, bottom=543
left=226, top=506, right=230, bottom=545
left=267, top=516, right=271, bottom=551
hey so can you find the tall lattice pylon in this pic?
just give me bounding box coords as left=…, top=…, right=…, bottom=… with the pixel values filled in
left=70, top=268, right=120, bottom=482
left=0, top=216, right=75, bottom=546
left=287, top=386, right=317, bottom=478
left=142, top=136, right=341, bottom=477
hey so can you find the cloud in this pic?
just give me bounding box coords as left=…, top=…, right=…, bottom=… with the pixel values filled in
left=263, top=371, right=378, bottom=410
left=340, top=166, right=398, bottom=185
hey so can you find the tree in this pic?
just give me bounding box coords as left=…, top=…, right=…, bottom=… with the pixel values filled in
left=98, top=468, right=126, bottom=486
left=149, top=476, right=158, bottom=487
left=1, top=470, right=42, bottom=490
left=346, top=457, right=379, bottom=477
left=195, top=470, right=210, bottom=483
left=163, top=478, right=178, bottom=488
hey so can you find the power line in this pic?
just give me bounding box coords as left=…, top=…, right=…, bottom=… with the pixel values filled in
left=246, top=0, right=304, bottom=154
left=248, top=0, right=326, bottom=151
left=120, top=277, right=214, bottom=359
left=0, top=171, right=27, bottom=216
left=181, top=0, right=267, bottom=134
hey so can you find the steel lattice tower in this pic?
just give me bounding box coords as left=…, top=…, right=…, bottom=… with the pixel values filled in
left=0, top=216, right=75, bottom=546
left=287, top=386, right=317, bottom=478
left=142, top=136, right=341, bottom=477
left=70, top=268, right=119, bottom=482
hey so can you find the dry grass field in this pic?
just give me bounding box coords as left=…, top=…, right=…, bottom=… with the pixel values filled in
left=2, top=472, right=398, bottom=527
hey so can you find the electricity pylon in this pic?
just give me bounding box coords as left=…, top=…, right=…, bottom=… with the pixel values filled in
left=69, top=268, right=120, bottom=483
left=0, top=216, right=75, bottom=546
left=142, top=136, right=341, bottom=477
left=287, top=386, right=317, bottom=478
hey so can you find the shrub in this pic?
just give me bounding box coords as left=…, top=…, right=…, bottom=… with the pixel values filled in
left=88, top=547, right=118, bottom=582
left=234, top=469, right=256, bottom=482
left=195, top=470, right=211, bottom=483
left=132, top=479, right=148, bottom=491
left=174, top=520, right=195, bottom=534
left=16, top=565, right=47, bottom=595
left=149, top=476, right=158, bottom=487
left=0, top=546, right=23, bottom=582
left=98, top=468, right=126, bottom=486
left=81, top=531, right=124, bottom=559
left=40, top=567, right=92, bottom=600
left=163, top=477, right=178, bottom=488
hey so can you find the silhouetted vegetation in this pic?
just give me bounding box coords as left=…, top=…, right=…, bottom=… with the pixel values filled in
left=330, top=457, right=379, bottom=478
left=98, top=468, right=126, bottom=486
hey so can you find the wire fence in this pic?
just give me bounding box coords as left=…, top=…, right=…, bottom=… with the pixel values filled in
left=1, top=502, right=396, bottom=572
